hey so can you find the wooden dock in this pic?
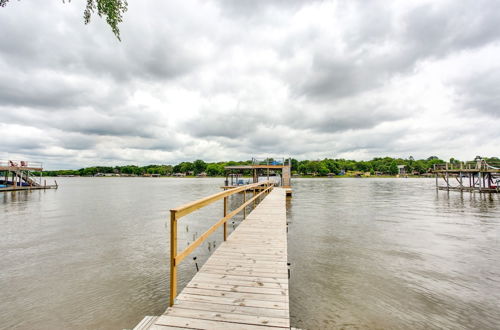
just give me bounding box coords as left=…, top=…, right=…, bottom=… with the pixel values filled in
left=0, top=185, right=58, bottom=192
left=0, top=160, right=58, bottom=192
left=144, top=187, right=289, bottom=329
left=433, top=159, right=500, bottom=193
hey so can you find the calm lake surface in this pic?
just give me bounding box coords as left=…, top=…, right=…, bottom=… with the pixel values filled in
left=1, top=178, right=499, bottom=329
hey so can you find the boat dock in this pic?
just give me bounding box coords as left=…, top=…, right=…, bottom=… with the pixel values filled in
left=223, top=158, right=292, bottom=196
left=0, top=160, right=58, bottom=192
left=135, top=182, right=290, bottom=329
left=433, top=158, right=500, bottom=193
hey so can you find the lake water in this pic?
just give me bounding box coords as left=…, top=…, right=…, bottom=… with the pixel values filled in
left=1, top=178, right=499, bottom=329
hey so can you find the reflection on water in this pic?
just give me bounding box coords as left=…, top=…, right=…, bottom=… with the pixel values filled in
left=288, top=178, right=500, bottom=329
left=1, top=178, right=499, bottom=329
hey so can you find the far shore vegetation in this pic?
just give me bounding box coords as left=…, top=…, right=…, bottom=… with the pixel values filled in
left=35, top=156, right=499, bottom=178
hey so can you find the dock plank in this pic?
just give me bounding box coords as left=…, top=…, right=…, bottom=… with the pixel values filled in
left=152, top=315, right=285, bottom=330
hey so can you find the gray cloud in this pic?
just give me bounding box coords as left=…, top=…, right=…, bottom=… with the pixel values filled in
left=0, top=105, right=164, bottom=138
left=0, top=2, right=204, bottom=84
left=293, top=0, right=500, bottom=101
left=287, top=108, right=402, bottom=134
left=183, top=112, right=265, bottom=138
left=403, top=1, right=500, bottom=56
left=453, top=69, right=500, bottom=117
left=216, top=0, right=319, bottom=17
left=0, top=70, right=114, bottom=109
left=0, top=135, right=47, bottom=152
left=58, top=134, right=97, bottom=151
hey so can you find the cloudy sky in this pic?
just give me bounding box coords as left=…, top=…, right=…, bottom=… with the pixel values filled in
left=1, top=0, right=499, bottom=169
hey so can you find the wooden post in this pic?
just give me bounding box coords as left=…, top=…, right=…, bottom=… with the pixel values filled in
left=243, top=190, right=247, bottom=219
left=253, top=188, right=256, bottom=207
left=223, top=197, right=228, bottom=241
left=435, top=173, right=438, bottom=190
left=169, top=210, right=177, bottom=307
left=459, top=171, right=463, bottom=189
left=446, top=171, right=449, bottom=191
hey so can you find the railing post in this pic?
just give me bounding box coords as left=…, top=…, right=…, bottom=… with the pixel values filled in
left=169, top=210, right=177, bottom=307
left=243, top=189, right=247, bottom=219
left=223, top=197, right=228, bottom=241
left=253, top=188, right=256, bottom=207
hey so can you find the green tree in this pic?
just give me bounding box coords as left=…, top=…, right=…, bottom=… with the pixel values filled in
left=179, top=162, right=194, bottom=174
left=389, top=161, right=398, bottom=175
left=193, top=160, right=207, bottom=175
left=0, top=0, right=128, bottom=40
left=413, top=160, right=427, bottom=174
left=206, top=163, right=223, bottom=176
left=324, top=159, right=340, bottom=174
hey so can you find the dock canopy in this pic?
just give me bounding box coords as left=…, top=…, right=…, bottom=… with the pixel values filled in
left=224, top=157, right=292, bottom=188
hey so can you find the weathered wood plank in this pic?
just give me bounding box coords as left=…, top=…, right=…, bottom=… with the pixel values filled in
left=163, top=306, right=289, bottom=327
left=200, top=267, right=288, bottom=279
left=211, top=251, right=286, bottom=260
left=173, top=300, right=289, bottom=319
left=205, top=258, right=287, bottom=267
left=133, top=316, right=159, bottom=330
left=191, top=273, right=288, bottom=286
left=192, top=271, right=288, bottom=283
left=176, top=293, right=288, bottom=310
left=201, top=263, right=288, bottom=275
left=153, top=315, right=286, bottom=329
left=187, top=281, right=287, bottom=295
left=181, top=287, right=287, bottom=302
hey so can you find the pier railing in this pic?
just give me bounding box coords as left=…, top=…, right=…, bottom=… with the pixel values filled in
left=0, top=160, right=43, bottom=168
left=252, top=157, right=291, bottom=166
left=434, top=160, right=500, bottom=171
left=168, top=180, right=274, bottom=306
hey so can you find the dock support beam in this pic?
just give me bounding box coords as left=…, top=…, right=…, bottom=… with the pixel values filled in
left=223, top=197, right=228, bottom=241
left=169, top=211, right=177, bottom=307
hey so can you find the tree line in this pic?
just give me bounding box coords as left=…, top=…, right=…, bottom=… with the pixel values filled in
left=35, top=156, right=457, bottom=177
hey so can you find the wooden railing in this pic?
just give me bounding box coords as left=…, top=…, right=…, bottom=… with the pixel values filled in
left=434, top=160, right=500, bottom=171
left=0, top=160, right=43, bottom=168
left=169, top=180, right=274, bottom=306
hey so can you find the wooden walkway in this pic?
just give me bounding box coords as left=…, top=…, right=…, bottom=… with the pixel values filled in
left=149, top=188, right=289, bottom=329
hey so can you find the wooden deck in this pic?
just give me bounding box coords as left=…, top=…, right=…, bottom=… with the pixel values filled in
left=0, top=185, right=58, bottom=192
left=150, top=188, right=289, bottom=329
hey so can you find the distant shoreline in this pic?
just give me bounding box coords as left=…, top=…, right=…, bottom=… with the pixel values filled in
left=50, top=175, right=432, bottom=179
